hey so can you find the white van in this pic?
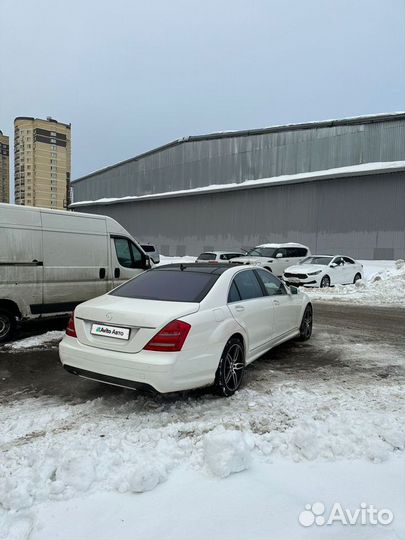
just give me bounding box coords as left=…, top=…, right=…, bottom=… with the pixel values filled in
left=0, top=203, right=152, bottom=342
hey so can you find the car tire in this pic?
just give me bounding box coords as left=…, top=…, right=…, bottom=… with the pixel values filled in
left=214, top=337, right=245, bottom=397
left=0, top=309, right=16, bottom=343
left=353, top=273, right=362, bottom=283
left=264, top=267, right=272, bottom=273
left=320, top=275, right=330, bottom=288
left=298, top=304, right=313, bottom=341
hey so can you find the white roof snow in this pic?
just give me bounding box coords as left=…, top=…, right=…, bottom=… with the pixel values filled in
left=71, top=161, right=405, bottom=208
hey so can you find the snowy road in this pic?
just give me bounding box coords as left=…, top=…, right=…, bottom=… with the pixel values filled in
left=0, top=303, right=404, bottom=539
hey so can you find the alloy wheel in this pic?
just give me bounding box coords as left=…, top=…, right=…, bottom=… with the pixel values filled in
left=223, top=343, right=244, bottom=392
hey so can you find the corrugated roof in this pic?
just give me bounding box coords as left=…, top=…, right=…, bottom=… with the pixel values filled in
left=72, top=112, right=405, bottom=184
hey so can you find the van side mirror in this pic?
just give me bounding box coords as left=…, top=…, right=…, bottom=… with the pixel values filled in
left=144, top=256, right=152, bottom=269
left=290, top=286, right=299, bottom=295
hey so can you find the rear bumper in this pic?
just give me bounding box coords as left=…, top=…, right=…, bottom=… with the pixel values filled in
left=59, top=336, right=217, bottom=393
left=63, top=364, right=156, bottom=392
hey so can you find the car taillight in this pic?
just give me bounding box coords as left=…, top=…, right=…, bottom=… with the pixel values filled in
left=144, top=320, right=191, bottom=352
left=66, top=312, right=77, bottom=338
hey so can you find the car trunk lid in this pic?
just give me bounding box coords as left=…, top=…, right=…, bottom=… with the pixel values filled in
left=74, top=294, right=199, bottom=353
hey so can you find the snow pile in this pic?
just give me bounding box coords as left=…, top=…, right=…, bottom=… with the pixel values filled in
left=203, top=427, right=252, bottom=478
left=0, top=338, right=403, bottom=523
left=306, top=259, right=405, bottom=305
left=4, top=330, right=65, bottom=350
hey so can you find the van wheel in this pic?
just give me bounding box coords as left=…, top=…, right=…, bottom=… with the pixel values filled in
left=0, top=310, right=16, bottom=343
left=214, top=337, right=245, bottom=397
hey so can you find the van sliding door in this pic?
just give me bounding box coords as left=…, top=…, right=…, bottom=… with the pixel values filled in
left=41, top=212, right=110, bottom=315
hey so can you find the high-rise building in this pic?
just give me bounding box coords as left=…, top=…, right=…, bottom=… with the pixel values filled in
left=0, top=130, right=10, bottom=203
left=14, top=116, right=71, bottom=209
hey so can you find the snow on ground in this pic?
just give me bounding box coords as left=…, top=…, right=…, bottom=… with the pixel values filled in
left=3, top=331, right=65, bottom=350
left=305, top=259, right=405, bottom=306
left=0, top=336, right=404, bottom=539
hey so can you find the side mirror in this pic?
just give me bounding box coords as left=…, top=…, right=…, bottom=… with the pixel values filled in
left=330, top=262, right=337, bottom=268
left=144, top=256, right=152, bottom=269
left=276, top=252, right=283, bottom=258
left=290, top=286, right=299, bottom=295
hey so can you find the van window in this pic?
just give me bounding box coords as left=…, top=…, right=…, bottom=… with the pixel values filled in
left=114, top=238, right=143, bottom=268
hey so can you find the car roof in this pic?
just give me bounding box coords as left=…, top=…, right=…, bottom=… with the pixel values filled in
left=198, top=250, right=243, bottom=255
left=257, top=242, right=308, bottom=248
left=155, top=262, right=239, bottom=275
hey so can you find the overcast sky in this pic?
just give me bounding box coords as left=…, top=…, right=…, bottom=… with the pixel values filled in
left=0, top=0, right=404, bottom=183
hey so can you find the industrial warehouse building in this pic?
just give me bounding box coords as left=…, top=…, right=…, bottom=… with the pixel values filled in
left=71, top=112, right=405, bottom=259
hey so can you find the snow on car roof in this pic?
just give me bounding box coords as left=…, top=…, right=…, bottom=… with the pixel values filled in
left=199, top=250, right=244, bottom=255
left=257, top=242, right=308, bottom=248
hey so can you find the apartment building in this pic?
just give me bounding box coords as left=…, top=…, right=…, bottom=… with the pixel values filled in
left=14, top=116, right=71, bottom=209
left=0, top=130, right=10, bottom=203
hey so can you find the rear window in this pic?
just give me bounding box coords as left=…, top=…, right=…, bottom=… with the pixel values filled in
left=110, top=269, right=218, bottom=302
left=197, top=252, right=216, bottom=261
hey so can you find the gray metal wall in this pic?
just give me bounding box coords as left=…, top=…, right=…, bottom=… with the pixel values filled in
left=76, top=170, right=405, bottom=260
left=72, top=115, right=405, bottom=202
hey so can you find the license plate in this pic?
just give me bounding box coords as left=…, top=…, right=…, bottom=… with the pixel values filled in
left=91, top=323, right=130, bottom=340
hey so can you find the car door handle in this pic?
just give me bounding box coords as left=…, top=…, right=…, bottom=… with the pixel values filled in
left=235, top=305, right=245, bottom=312
left=114, top=268, right=120, bottom=278
left=273, top=300, right=280, bottom=306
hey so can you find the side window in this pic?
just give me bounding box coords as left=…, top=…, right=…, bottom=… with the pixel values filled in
left=114, top=238, right=144, bottom=268
left=228, top=282, right=241, bottom=303
left=233, top=270, right=264, bottom=300
left=256, top=269, right=287, bottom=296
left=286, top=247, right=298, bottom=258
left=296, top=248, right=308, bottom=257
left=114, top=238, right=133, bottom=268
left=275, top=248, right=287, bottom=258
left=130, top=242, right=143, bottom=265
left=333, top=257, right=344, bottom=266
left=343, top=257, right=355, bottom=264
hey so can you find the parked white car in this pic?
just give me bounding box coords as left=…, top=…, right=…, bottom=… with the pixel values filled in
left=196, top=250, right=246, bottom=263
left=283, top=255, right=363, bottom=288
left=0, top=203, right=151, bottom=342
left=231, top=243, right=310, bottom=276
left=59, top=263, right=312, bottom=397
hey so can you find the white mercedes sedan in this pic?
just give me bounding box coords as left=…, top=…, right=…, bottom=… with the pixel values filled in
left=59, top=264, right=312, bottom=397
left=283, top=255, right=363, bottom=288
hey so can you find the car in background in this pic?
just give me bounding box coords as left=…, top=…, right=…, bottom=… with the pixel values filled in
left=196, top=250, right=245, bottom=264
left=230, top=243, right=310, bottom=277
left=283, top=255, right=363, bottom=288
left=59, top=263, right=312, bottom=397
left=140, top=244, right=160, bottom=264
